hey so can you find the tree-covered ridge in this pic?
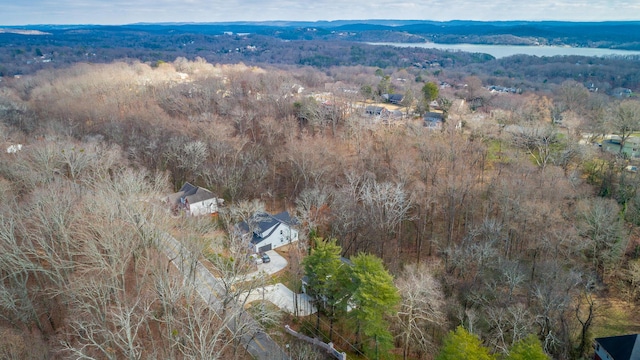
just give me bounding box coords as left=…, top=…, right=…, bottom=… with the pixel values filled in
left=8, top=20, right=640, bottom=47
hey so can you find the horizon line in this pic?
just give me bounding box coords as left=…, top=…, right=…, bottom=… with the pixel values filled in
left=2, top=19, right=640, bottom=27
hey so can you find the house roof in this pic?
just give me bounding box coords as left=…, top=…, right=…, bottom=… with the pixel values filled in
left=365, top=105, right=385, bottom=113
left=179, top=182, right=197, bottom=193
left=238, top=211, right=295, bottom=245
left=167, top=182, right=216, bottom=205
left=184, top=187, right=215, bottom=204
left=595, top=334, right=640, bottom=360
left=383, top=93, right=404, bottom=103
left=424, top=112, right=444, bottom=121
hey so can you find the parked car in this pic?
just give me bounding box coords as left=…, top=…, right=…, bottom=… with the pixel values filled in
left=261, top=253, right=271, bottom=263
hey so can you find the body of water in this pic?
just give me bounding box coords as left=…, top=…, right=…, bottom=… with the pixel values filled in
left=368, top=42, right=640, bottom=59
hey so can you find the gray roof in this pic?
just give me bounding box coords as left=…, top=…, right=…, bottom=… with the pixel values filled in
left=238, top=211, right=296, bottom=245
left=383, top=93, right=404, bottom=103
left=596, top=334, right=640, bottom=360
left=424, top=112, right=444, bottom=121
left=168, top=182, right=216, bottom=205
left=184, top=187, right=215, bottom=204
left=365, top=105, right=385, bottom=114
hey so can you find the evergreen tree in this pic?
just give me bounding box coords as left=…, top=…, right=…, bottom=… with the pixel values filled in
left=421, top=82, right=440, bottom=112
left=505, top=335, right=549, bottom=360
left=302, top=238, right=348, bottom=336
left=349, top=253, right=401, bottom=359
left=436, top=326, right=496, bottom=360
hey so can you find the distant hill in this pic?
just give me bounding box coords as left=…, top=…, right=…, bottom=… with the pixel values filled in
left=5, top=20, right=640, bottom=49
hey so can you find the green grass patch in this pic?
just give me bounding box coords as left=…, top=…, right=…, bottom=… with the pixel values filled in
left=484, top=138, right=511, bottom=165
left=273, top=269, right=303, bottom=293
left=593, top=300, right=640, bottom=338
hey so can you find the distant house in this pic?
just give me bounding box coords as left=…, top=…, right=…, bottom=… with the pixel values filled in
left=611, top=87, right=633, bottom=98
left=487, top=85, right=520, bottom=94
left=594, top=334, right=640, bottom=360
left=238, top=211, right=299, bottom=253
left=424, top=112, right=444, bottom=130
left=383, top=109, right=404, bottom=122
left=382, top=93, right=404, bottom=105
left=601, top=137, right=640, bottom=159
left=166, top=182, right=223, bottom=216
left=365, top=105, right=386, bottom=116
left=6, top=144, right=23, bottom=154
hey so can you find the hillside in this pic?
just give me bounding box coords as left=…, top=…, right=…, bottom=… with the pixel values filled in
left=1, top=23, right=640, bottom=359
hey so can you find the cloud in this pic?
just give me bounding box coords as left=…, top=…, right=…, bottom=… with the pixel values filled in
left=1, top=0, right=638, bottom=25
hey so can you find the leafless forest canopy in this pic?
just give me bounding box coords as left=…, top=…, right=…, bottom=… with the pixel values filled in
left=1, top=43, right=640, bottom=360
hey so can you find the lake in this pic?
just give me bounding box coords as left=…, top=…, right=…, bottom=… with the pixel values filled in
left=367, top=42, right=640, bottom=59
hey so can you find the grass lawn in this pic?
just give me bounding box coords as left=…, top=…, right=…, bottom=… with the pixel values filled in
left=592, top=298, right=640, bottom=338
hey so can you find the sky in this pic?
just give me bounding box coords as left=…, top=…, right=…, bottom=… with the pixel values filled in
left=1, top=0, right=639, bottom=26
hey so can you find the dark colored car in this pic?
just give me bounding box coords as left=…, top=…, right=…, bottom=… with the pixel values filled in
left=261, top=253, right=271, bottom=263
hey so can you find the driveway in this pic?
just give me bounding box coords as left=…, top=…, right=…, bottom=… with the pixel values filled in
left=241, top=283, right=317, bottom=316
left=158, top=232, right=288, bottom=359
left=244, top=250, right=317, bottom=316
left=256, top=250, right=288, bottom=275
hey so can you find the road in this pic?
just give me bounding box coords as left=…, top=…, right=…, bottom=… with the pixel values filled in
left=159, top=232, right=289, bottom=360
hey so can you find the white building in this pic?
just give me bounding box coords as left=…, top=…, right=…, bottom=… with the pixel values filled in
left=239, top=211, right=299, bottom=253
left=166, top=182, right=223, bottom=216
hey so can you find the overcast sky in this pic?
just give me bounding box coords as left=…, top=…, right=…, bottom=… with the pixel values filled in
left=1, top=0, right=639, bottom=26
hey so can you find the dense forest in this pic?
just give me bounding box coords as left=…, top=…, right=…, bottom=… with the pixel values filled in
left=3, top=24, right=640, bottom=95
left=1, top=23, right=640, bottom=360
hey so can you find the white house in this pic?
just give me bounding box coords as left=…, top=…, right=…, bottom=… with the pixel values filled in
left=166, top=182, right=223, bottom=216
left=6, top=144, right=23, bottom=154
left=238, top=211, right=299, bottom=253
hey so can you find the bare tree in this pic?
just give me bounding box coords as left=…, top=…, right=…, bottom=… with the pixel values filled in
left=509, top=125, right=559, bottom=170
left=164, top=138, right=209, bottom=186
left=295, top=186, right=331, bottom=235
left=574, top=278, right=599, bottom=359
left=577, top=197, right=628, bottom=280
left=394, top=263, right=445, bottom=360
left=579, top=94, right=610, bottom=143
left=556, top=80, right=590, bottom=114
left=358, top=178, right=413, bottom=259
left=287, top=137, right=333, bottom=194
left=172, top=293, right=237, bottom=360
left=206, top=230, right=268, bottom=314
left=485, top=304, right=533, bottom=355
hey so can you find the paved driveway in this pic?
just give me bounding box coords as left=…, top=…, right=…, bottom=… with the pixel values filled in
left=241, top=283, right=317, bottom=316
left=257, top=250, right=288, bottom=275
left=158, top=232, right=288, bottom=359
left=244, top=250, right=317, bottom=316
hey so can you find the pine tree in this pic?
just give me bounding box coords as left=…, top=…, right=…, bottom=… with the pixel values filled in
left=436, top=326, right=496, bottom=360
left=505, top=335, right=549, bottom=360
left=349, top=253, right=401, bottom=359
